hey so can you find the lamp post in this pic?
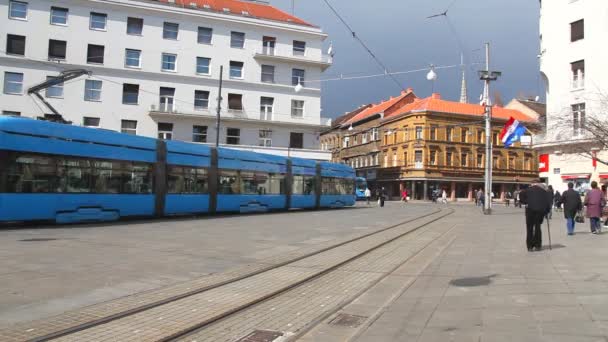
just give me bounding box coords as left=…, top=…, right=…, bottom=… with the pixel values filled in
left=478, top=43, right=502, bottom=215
left=215, top=65, right=224, bottom=148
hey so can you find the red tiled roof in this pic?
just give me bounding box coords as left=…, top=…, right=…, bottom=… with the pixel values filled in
left=343, top=88, right=416, bottom=126
left=388, top=93, right=536, bottom=123
left=155, top=0, right=313, bottom=27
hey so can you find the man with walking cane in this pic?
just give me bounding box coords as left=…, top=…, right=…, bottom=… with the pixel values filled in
left=519, top=180, right=553, bottom=252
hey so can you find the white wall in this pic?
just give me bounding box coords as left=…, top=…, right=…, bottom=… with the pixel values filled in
left=0, top=0, right=331, bottom=157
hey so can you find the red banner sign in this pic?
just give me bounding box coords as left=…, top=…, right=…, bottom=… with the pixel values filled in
left=539, top=154, right=549, bottom=173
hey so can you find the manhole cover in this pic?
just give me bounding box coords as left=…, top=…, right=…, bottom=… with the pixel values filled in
left=237, top=330, right=284, bottom=342
left=19, top=238, right=58, bottom=242
left=449, top=274, right=496, bottom=287
left=329, top=313, right=368, bottom=328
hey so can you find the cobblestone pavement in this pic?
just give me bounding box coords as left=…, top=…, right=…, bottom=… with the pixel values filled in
left=304, top=204, right=608, bottom=342
left=0, top=203, right=432, bottom=328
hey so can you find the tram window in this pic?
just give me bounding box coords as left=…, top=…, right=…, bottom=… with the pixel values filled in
left=240, top=171, right=270, bottom=195
left=168, top=166, right=207, bottom=194
left=6, top=155, right=59, bottom=193
left=268, top=173, right=285, bottom=194
left=218, top=170, right=239, bottom=194
left=292, top=175, right=315, bottom=195
left=3, top=152, right=153, bottom=194
left=322, top=177, right=353, bottom=195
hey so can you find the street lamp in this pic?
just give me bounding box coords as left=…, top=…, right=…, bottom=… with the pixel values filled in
left=294, top=77, right=303, bottom=93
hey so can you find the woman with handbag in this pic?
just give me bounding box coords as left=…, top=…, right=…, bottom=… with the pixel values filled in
left=562, top=182, right=582, bottom=235
left=584, top=181, right=606, bottom=234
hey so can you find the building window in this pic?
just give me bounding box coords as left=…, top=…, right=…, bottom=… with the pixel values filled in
left=292, top=68, right=305, bottom=86
left=446, top=152, right=453, bottom=166
left=163, top=22, right=179, bottom=40
left=403, top=151, right=408, bottom=165
left=196, top=57, right=210, bottom=74
left=229, top=61, right=244, bottom=78
left=430, top=126, right=437, bottom=140
left=89, top=12, right=107, bottom=30
left=125, top=49, right=141, bottom=68
left=461, top=128, right=468, bottom=143
left=290, top=132, right=304, bottom=149
left=260, top=97, right=274, bottom=120
left=122, top=83, right=139, bottom=105
left=259, top=130, right=272, bottom=147
left=6, top=34, right=25, bottom=56
left=572, top=103, right=586, bottom=136
left=193, top=125, right=207, bottom=143
left=343, top=136, right=350, bottom=148
left=158, top=122, right=173, bottom=140
left=392, top=151, right=398, bottom=167
left=553, top=168, right=561, bottom=175
left=414, top=150, right=423, bottom=168
left=45, top=76, right=63, bottom=98
left=477, top=130, right=483, bottom=143
left=161, top=53, right=177, bottom=71
left=571, top=60, right=584, bottom=89
left=372, top=128, right=379, bottom=141
left=127, top=17, right=143, bottom=35
left=230, top=31, right=245, bottom=48
left=84, top=79, right=102, bottom=101
left=461, top=153, right=468, bottom=167
left=121, top=120, right=137, bottom=135
left=446, top=127, right=453, bottom=141
left=2, top=110, right=20, bottom=116
left=571, top=19, right=584, bottom=42
left=362, top=132, right=368, bottom=144
left=293, top=40, right=306, bottom=56
left=226, top=128, right=240, bottom=145
left=194, top=90, right=209, bottom=110
left=477, top=154, right=483, bottom=168
left=9, top=1, right=27, bottom=20
left=493, top=132, right=499, bottom=146
left=415, top=126, right=423, bottom=140
left=83, top=117, right=100, bottom=127
left=197, top=27, right=212, bottom=44
left=262, top=36, right=276, bottom=55
left=50, top=7, right=68, bottom=25
left=508, top=156, right=515, bottom=169
left=159, top=87, right=175, bottom=112
left=3, top=72, right=23, bottom=94
left=430, top=150, right=437, bottom=165
left=261, top=65, right=275, bottom=83
left=383, top=153, right=388, bottom=167
left=291, top=100, right=304, bottom=117
left=48, top=39, right=66, bottom=60
left=87, top=44, right=104, bottom=64
left=228, top=93, right=243, bottom=111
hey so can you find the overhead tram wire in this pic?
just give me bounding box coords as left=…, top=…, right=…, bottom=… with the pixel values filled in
left=321, top=0, right=406, bottom=92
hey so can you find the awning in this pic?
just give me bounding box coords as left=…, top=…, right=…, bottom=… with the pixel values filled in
left=600, top=174, right=608, bottom=179
left=561, top=174, right=591, bottom=180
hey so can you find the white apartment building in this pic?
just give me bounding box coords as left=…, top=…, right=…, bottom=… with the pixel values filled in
left=535, top=0, right=608, bottom=192
left=0, top=0, right=333, bottom=160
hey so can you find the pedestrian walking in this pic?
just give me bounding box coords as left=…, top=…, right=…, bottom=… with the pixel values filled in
left=561, top=182, right=582, bottom=235
left=401, top=189, right=408, bottom=203
left=554, top=190, right=562, bottom=212
left=547, top=185, right=554, bottom=219
left=431, top=189, right=439, bottom=203
left=519, top=180, right=553, bottom=252
left=476, top=189, right=484, bottom=207
left=364, top=187, right=371, bottom=206
left=474, top=190, right=479, bottom=206
left=378, top=187, right=387, bottom=208
left=441, top=189, right=448, bottom=204
left=584, top=181, right=605, bottom=234
left=505, top=191, right=512, bottom=207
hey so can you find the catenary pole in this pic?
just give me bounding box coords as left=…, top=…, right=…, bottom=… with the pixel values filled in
left=483, top=43, right=493, bottom=215
left=215, top=65, right=223, bottom=148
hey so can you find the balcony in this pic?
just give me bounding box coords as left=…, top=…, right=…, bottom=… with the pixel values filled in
left=253, top=48, right=332, bottom=71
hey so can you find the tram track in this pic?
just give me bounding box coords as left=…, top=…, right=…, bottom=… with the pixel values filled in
left=1, top=208, right=453, bottom=342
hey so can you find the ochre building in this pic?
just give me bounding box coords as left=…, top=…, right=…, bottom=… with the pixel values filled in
left=322, top=92, right=539, bottom=201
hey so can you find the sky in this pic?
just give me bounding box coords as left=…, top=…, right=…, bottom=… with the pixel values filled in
left=269, top=0, right=541, bottom=119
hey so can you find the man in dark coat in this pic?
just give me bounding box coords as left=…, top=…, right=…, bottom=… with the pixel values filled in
left=519, top=180, right=553, bottom=251
left=561, top=182, right=582, bottom=235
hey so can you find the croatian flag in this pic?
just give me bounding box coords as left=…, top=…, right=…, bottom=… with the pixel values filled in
left=499, top=117, right=526, bottom=148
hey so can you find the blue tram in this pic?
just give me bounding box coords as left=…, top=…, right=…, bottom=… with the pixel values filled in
left=355, top=177, right=367, bottom=200
left=0, top=117, right=356, bottom=224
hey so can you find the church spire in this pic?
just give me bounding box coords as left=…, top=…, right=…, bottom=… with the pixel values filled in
left=459, top=53, right=468, bottom=103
